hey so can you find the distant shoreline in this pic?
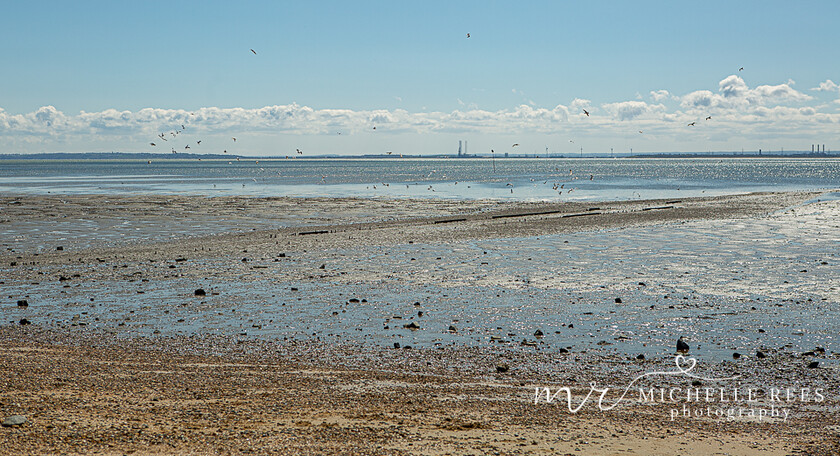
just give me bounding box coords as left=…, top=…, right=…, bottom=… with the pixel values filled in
left=1, top=151, right=839, bottom=160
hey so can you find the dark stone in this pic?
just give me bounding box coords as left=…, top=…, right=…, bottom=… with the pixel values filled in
left=636, top=354, right=645, bottom=360
left=676, top=338, right=690, bottom=353
left=732, top=352, right=741, bottom=359
left=319, top=264, right=325, bottom=269
left=808, top=361, right=820, bottom=369
left=19, top=318, right=30, bottom=325
left=568, top=324, right=574, bottom=329
left=558, top=348, right=569, bottom=354
left=194, top=288, right=206, bottom=296
left=756, top=351, right=767, bottom=359
left=615, top=298, right=622, bottom=304
left=393, top=342, right=400, bottom=349
left=691, top=380, right=702, bottom=386
left=1, top=415, right=26, bottom=427
left=56, top=246, right=63, bottom=251
left=16, top=300, right=28, bottom=307
left=404, top=322, right=420, bottom=330
left=448, top=325, right=457, bottom=332
left=496, top=363, right=509, bottom=373
left=417, top=311, right=424, bottom=317
left=534, top=329, right=544, bottom=337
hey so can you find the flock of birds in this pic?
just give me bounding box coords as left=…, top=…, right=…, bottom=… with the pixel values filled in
left=144, top=43, right=741, bottom=198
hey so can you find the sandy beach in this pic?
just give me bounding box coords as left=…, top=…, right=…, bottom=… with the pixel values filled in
left=2, top=190, right=840, bottom=455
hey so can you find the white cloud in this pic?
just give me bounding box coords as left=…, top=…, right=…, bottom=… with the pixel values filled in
left=2, top=73, right=839, bottom=154
left=650, top=90, right=671, bottom=102
left=601, top=101, right=665, bottom=121
left=811, top=79, right=839, bottom=92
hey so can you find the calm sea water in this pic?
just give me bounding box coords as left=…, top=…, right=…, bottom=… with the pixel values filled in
left=1, top=157, right=839, bottom=201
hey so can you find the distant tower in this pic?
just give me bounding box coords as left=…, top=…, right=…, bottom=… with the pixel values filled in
left=812, top=144, right=815, bottom=153
left=464, top=140, right=468, bottom=156
left=458, top=140, right=462, bottom=157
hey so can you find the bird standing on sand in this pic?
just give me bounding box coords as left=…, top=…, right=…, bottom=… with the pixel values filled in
left=676, top=337, right=690, bottom=353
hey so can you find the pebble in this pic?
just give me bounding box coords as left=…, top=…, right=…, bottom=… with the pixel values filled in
left=676, top=337, right=689, bottom=353
left=404, top=322, right=420, bottom=330
left=1, top=415, right=26, bottom=427
left=19, top=318, right=31, bottom=325
left=17, top=299, right=28, bottom=307
left=808, top=361, right=820, bottom=369
left=495, top=363, right=509, bottom=373
left=194, top=288, right=206, bottom=296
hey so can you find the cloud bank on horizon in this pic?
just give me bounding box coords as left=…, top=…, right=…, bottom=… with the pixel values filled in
left=2, top=75, right=839, bottom=155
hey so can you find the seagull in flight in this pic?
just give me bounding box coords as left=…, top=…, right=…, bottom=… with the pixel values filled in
left=150, top=142, right=156, bottom=146
left=232, top=137, right=237, bottom=142
left=583, top=109, right=590, bottom=116
left=466, top=33, right=470, bottom=38
left=739, top=67, right=744, bottom=71
left=251, top=49, right=257, bottom=55
left=687, top=122, right=696, bottom=126
left=705, top=116, right=712, bottom=121
left=512, top=143, right=519, bottom=148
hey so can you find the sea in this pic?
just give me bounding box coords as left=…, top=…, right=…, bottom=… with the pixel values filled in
left=1, top=157, right=839, bottom=200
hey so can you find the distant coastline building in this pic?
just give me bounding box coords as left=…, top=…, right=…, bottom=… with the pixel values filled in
left=457, top=140, right=469, bottom=157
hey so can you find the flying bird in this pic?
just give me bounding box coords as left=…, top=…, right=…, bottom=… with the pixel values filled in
left=705, top=116, right=712, bottom=121
left=638, top=130, right=643, bottom=134
left=687, top=122, right=696, bottom=126
left=232, top=137, right=237, bottom=142
left=197, top=140, right=202, bottom=145
left=466, top=33, right=470, bottom=38
left=583, top=109, right=590, bottom=116
left=739, top=67, right=744, bottom=71
left=512, top=143, right=519, bottom=147
left=250, top=49, right=257, bottom=55
left=150, top=142, right=156, bottom=146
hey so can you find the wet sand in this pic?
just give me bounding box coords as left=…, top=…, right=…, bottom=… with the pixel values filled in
left=2, top=190, right=840, bottom=455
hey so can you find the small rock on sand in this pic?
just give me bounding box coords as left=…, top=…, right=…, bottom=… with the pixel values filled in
left=496, top=363, right=509, bottom=373
left=16, top=300, right=28, bottom=307
left=676, top=337, right=690, bottom=353
left=2, top=415, right=26, bottom=427
left=194, top=289, right=206, bottom=296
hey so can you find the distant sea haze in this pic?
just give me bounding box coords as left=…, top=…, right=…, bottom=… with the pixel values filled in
left=1, top=157, right=839, bottom=202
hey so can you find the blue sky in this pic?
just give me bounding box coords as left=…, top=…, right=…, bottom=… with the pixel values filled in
left=2, top=1, right=839, bottom=156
